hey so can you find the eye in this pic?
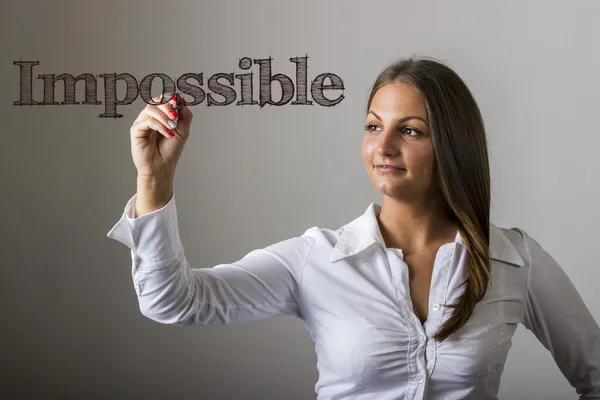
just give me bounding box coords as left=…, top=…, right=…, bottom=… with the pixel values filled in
left=402, top=127, right=421, bottom=136
left=364, top=124, right=421, bottom=137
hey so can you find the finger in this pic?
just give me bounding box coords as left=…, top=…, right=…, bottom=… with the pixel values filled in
left=151, top=94, right=180, bottom=129
left=145, top=93, right=176, bottom=111
left=143, top=106, right=179, bottom=133
left=133, top=94, right=177, bottom=126
left=131, top=116, right=174, bottom=139
left=150, top=92, right=174, bottom=105
left=176, top=100, right=193, bottom=123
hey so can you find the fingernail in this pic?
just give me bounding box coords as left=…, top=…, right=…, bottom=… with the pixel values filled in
left=167, top=120, right=177, bottom=129
left=168, top=130, right=175, bottom=137
left=168, top=110, right=178, bottom=119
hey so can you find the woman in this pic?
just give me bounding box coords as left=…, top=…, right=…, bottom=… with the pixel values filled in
left=107, top=56, right=600, bottom=399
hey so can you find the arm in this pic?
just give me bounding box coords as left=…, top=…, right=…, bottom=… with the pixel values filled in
left=106, top=192, right=316, bottom=326
left=520, top=230, right=600, bottom=399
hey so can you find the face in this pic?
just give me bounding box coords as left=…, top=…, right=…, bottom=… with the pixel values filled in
left=362, top=82, right=436, bottom=202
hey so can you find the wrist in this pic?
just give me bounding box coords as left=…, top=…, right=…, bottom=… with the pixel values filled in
left=135, top=175, right=174, bottom=217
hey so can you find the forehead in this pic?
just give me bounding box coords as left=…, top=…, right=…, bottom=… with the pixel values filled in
left=369, top=82, right=427, bottom=117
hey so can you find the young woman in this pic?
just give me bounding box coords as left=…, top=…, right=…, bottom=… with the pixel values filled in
left=107, top=56, right=600, bottom=399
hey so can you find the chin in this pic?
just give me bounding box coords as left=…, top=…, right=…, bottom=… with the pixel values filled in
left=374, top=184, right=402, bottom=196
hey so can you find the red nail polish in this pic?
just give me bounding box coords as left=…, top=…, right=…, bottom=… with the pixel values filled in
left=169, top=110, right=178, bottom=119
left=168, top=130, right=174, bottom=137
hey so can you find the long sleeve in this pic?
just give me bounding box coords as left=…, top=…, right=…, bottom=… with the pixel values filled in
left=521, top=230, right=600, bottom=399
left=106, top=193, right=316, bottom=326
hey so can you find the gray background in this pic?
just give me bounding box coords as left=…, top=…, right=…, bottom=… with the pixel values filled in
left=1, top=0, right=599, bottom=399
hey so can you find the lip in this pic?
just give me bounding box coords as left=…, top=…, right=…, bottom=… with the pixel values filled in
left=375, top=165, right=406, bottom=174
left=374, top=164, right=405, bottom=170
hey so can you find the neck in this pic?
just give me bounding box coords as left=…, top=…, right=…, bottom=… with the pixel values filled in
left=377, top=193, right=456, bottom=253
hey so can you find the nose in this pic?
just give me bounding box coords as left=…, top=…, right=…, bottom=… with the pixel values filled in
left=376, top=128, right=400, bottom=157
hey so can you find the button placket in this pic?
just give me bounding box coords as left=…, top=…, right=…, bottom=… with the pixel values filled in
left=387, top=248, right=429, bottom=395
left=385, top=248, right=409, bottom=313
left=425, top=244, right=458, bottom=337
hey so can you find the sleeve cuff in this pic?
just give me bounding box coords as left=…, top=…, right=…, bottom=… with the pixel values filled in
left=106, top=192, right=183, bottom=266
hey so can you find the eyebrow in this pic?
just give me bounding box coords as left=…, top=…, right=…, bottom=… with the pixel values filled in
left=368, top=111, right=429, bottom=127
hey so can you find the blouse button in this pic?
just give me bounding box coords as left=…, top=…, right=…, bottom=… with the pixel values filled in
left=417, top=374, right=424, bottom=383
left=432, top=303, right=441, bottom=311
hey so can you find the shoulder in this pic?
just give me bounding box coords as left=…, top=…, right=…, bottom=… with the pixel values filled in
left=490, top=223, right=556, bottom=269
left=490, top=222, right=531, bottom=267
left=491, top=222, right=528, bottom=243
left=301, top=225, right=345, bottom=245
left=261, top=225, right=343, bottom=262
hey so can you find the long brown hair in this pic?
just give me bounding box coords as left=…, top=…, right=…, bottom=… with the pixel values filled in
left=366, top=55, right=491, bottom=342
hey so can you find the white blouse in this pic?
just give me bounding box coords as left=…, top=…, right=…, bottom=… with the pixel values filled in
left=107, top=193, right=600, bottom=399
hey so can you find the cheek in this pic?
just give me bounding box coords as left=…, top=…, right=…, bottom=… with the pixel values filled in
left=410, top=146, right=435, bottom=173
left=361, top=136, right=375, bottom=158
left=360, top=138, right=369, bottom=160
